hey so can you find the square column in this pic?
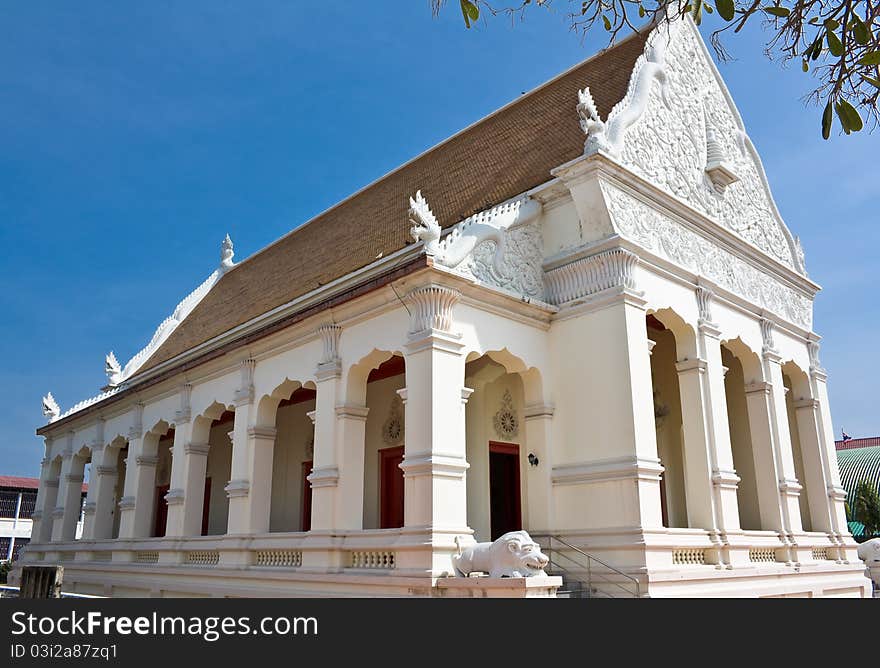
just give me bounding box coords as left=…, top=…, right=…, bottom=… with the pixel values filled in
left=52, top=447, right=85, bottom=542
left=176, top=441, right=210, bottom=537
left=400, top=284, right=472, bottom=575
left=522, top=404, right=555, bottom=532
left=84, top=450, right=118, bottom=540
left=807, top=342, right=856, bottom=558
left=31, top=454, right=58, bottom=544
left=163, top=418, right=192, bottom=537
left=792, top=398, right=834, bottom=534
left=116, top=436, right=148, bottom=539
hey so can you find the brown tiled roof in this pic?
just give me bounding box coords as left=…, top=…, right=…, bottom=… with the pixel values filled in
left=836, top=437, right=880, bottom=451
left=135, top=31, right=649, bottom=375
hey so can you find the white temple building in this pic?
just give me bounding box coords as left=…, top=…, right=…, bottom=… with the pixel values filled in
left=17, top=17, right=872, bottom=597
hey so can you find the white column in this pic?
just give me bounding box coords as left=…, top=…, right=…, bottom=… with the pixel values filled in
left=130, top=451, right=159, bottom=538
left=85, top=452, right=118, bottom=540
left=116, top=404, right=145, bottom=538
left=308, top=336, right=343, bottom=531
left=53, top=447, right=84, bottom=542
left=400, top=284, right=471, bottom=575
left=522, top=404, right=554, bottom=532
left=807, top=341, right=854, bottom=557
left=30, top=452, right=57, bottom=544
left=164, top=394, right=193, bottom=537
left=675, top=288, right=741, bottom=559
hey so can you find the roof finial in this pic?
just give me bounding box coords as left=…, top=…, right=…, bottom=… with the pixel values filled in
left=42, top=392, right=60, bottom=422
left=105, top=351, right=123, bottom=386
left=220, top=233, right=235, bottom=271
left=408, top=191, right=441, bottom=256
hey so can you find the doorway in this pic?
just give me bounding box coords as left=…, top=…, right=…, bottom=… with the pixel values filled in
left=379, top=445, right=404, bottom=529
left=489, top=441, right=522, bottom=540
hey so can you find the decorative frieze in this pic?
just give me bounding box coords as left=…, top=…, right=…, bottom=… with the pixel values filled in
left=544, top=247, right=639, bottom=306
left=602, top=184, right=812, bottom=328
left=405, top=285, right=461, bottom=335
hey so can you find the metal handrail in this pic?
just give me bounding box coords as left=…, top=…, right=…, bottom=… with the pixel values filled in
left=534, top=534, right=641, bottom=598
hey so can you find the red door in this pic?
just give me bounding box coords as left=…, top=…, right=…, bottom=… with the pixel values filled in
left=153, top=484, right=170, bottom=537
left=489, top=441, right=522, bottom=540
left=379, top=446, right=405, bottom=529
left=201, top=478, right=211, bottom=536
left=301, top=461, right=313, bottom=532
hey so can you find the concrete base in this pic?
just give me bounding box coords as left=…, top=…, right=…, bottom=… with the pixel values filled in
left=436, top=576, right=562, bottom=598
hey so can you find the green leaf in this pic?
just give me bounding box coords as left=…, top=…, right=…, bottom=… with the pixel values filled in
left=603, top=14, right=612, bottom=30
left=863, top=75, right=880, bottom=90
left=821, top=99, right=833, bottom=140
left=853, top=17, right=870, bottom=45
left=826, top=28, right=844, bottom=57
left=823, top=18, right=839, bottom=30
left=802, top=60, right=809, bottom=72
left=459, top=0, right=479, bottom=28
left=836, top=98, right=864, bottom=133
left=810, top=35, right=823, bottom=60
left=638, top=4, right=646, bottom=17
left=716, top=0, right=734, bottom=21
left=859, top=51, right=880, bottom=66
left=763, top=6, right=790, bottom=17
left=692, top=0, right=703, bottom=25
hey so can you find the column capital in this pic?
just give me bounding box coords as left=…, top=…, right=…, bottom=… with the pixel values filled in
left=95, top=465, right=117, bottom=477
left=44, top=479, right=59, bottom=489
left=63, top=473, right=84, bottom=483
left=174, top=383, right=193, bottom=425
left=135, top=455, right=159, bottom=467
left=184, top=442, right=211, bottom=456
left=234, top=359, right=257, bottom=406
left=316, top=323, right=342, bottom=365
left=315, top=360, right=342, bottom=381
left=128, top=402, right=145, bottom=440
left=164, top=488, right=185, bottom=506
left=247, top=426, right=277, bottom=440
left=544, top=246, right=640, bottom=306
left=827, top=485, right=847, bottom=502
left=778, top=479, right=803, bottom=496
left=404, top=284, right=461, bottom=337
left=51, top=507, right=65, bottom=519
left=675, top=358, right=708, bottom=374
left=793, top=398, right=820, bottom=410
left=307, top=465, right=339, bottom=488
left=460, top=387, right=474, bottom=405
left=224, top=479, right=250, bottom=498
left=523, top=403, right=555, bottom=420
left=118, top=496, right=136, bottom=510
left=399, top=454, right=469, bottom=480
left=82, top=502, right=97, bottom=516
left=712, top=469, right=741, bottom=490
left=744, top=381, right=773, bottom=396
left=404, top=329, right=464, bottom=355
left=306, top=410, right=316, bottom=426
left=335, top=404, right=370, bottom=421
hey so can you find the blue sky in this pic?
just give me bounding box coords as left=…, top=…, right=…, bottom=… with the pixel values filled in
left=1, top=4, right=877, bottom=477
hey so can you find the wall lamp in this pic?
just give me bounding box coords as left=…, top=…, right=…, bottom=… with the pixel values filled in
left=528, top=453, right=539, bottom=467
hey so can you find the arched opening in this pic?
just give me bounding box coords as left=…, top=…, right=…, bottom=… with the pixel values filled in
left=150, top=425, right=175, bottom=537
left=111, top=442, right=129, bottom=539
left=782, top=362, right=813, bottom=532
left=351, top=352, right=406, bottom=530
left=201, top=409, right=235, bottom=535
left=256, top=381, right=316, bottom=533
left=463, top=352, right=532, bottom=542
left=721, top=342, right=763, bottom=530
left=646, top=313, right=689, bottom=528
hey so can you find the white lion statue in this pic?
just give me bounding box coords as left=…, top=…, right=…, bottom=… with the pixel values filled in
left=857, top=538, right=880, bottom=587
left=453, top=530, right=550, bottom=578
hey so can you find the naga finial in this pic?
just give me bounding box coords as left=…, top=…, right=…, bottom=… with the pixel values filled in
left=42, top=392, right=60, bottom=422
left=105, top=351, right=123, bottom=386
left=220, top=233, right=235, bottom=270
left=577, top=87, right=610, bottom=154
left=408, top=190, right=442, bottom=256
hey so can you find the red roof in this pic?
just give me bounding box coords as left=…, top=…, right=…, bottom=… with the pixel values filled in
left=836, top=437, right=880, bottom=451
left=0, top=475, right=88, bottom=493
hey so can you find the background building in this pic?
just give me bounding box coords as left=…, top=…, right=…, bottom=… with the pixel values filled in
left=836, top=437, right=880, bottom=540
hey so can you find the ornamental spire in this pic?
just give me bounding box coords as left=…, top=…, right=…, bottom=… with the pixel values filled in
left=220, top=233, right=235, bottom=271
left=105, top=351, right=122, bottom=386
left=42, top=392, right=60, bottom=422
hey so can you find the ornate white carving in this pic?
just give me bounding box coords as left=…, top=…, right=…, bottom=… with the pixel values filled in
left=234, top=359, right=256, bottom=405
left=580, top=28, right=669, bottom=157
left=105, top=352, right=123, bottom=386
left=55, top=388, right=119, bottom=422
left=704, top=128, right=738, bottom=194
left=696, top=285, right=714, bottom=323
left=128, top=402, right=144, bottom=440
left=437, top=197, right=544, bottom=299
left=602, top=183, right=812, bottom=328
left=382, top=394, right=404, bottom=445
left=807, top=341, right=824, bottom=374
left=42, top=393, right=60, bottom=422
left=405, top=285, right=460, bottom=335
left=544, top=247, right=639, bottom=305
left=408, top=190, right=442, bottom=256
left=760, top=318, right=776, bottom=354
left=493, top=389, right=519, bottom=440
left=220, top=233, right=235, bottom=270
left=452, top=530, right=550, bottom=578
left=317, top=323, right=342, bottom=364
left=857, top=538, right=880, bottom=587
left=613, top=18, right=804, bottom=274
left=174, top=383, right=192, bottom=425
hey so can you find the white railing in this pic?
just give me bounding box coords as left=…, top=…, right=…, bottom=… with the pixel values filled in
left=349, top=551, right=395, bottom=570
left=134, top=551, right=159, bottom=564
left=254, top=549, right=302, bottom=568
left=185, top=550, right=219, bottom=567
left=672, top=548, right=707, bottom=565
left=749, top=547, right=777, bottom=563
